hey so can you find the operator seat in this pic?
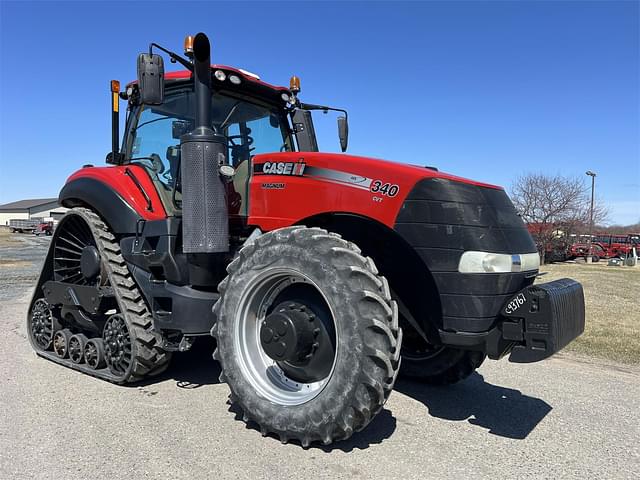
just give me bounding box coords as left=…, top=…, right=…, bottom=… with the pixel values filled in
left=232, top=159, right=249, bottom=216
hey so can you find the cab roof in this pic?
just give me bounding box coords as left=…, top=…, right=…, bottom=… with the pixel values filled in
left=127, top=64, right=290, bottom=106
left=164, top=64, right=289, bottom=92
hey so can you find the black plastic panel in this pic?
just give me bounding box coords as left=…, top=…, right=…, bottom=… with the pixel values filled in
left=394, top=177, right=538, bottom=334
left=395, top=223, right=535, bottom=252
left=432, top=272, right=535, bottom=296
left=59, top=178, right=141, bottom=234
left=440, top=293, right=512, bottom=318
left=130, top=264, right=218, bottom=335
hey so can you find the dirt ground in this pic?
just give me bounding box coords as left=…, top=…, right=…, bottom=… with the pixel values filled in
left=0, top=226, right=21, bottom=247
left=538, top=262, right=640, bottom=365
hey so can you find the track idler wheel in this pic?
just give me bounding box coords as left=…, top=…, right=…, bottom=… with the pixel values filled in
left=68, top=334, right=89, bottom=364
left=84, top=338, right=106, bottom=370
left=29, top=299, right=58, bottom=350
left=53, top=329, right=73, bottom=358
left=103, top=314, right=133, bottom=377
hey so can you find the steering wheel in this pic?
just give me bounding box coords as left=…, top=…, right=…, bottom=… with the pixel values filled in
left=228, top=135, right=254, bottom=150
left=132, top=154, right=165, bottom=175
left=149, top=153, right=165, bottom=175
left=228, top=135, right=255, bottom=166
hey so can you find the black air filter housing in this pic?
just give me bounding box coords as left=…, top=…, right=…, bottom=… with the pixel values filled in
left=180, top=129, right=229, bottom=253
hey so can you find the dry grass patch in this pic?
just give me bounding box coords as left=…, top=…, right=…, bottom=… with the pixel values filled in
left=538, top=262, right=640, bottom=365
left=0, top=259, right=30, bottom=268
left=0, top=227, right=22, bottom=247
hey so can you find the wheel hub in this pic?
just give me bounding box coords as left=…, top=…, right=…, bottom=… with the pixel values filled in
left=260, top=302, right=319, bottom=363
left=80, top=246, right=101, bottom=280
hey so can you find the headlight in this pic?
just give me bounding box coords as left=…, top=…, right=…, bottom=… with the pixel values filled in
left=458, top=252, right=540, bottom=273
left=214, top=70, right=226, bottom=81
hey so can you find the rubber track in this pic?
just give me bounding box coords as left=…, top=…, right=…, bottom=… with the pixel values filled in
left=32, top=207, right=170, bottom=384
left=212, top=226, right=402, bottom=446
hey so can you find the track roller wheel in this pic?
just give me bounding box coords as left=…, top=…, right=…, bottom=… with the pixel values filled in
left=53, top=329, right=73, bottom=359
left=68, top=334, right=89, bottom=364
left=84, top=338, right=106, bottom=370
left=212, top=226, right=402, bottom=446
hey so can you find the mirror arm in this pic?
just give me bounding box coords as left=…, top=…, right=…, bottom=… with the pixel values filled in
left=149, top=43, right=193, bottom=71
left=300, top=102, right=348, bottom=121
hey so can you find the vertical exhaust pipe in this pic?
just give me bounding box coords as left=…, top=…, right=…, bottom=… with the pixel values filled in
left=180, top=33, right=229, bottom=258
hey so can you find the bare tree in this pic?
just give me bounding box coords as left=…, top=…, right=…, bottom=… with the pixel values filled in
left=510, top=173, right=610, bottom=263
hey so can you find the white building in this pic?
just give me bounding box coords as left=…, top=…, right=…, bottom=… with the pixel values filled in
left=0, top=198, right=68, bottom=226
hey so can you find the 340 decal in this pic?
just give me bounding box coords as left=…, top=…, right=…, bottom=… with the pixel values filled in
left=370, top=181, right=399, bottom=197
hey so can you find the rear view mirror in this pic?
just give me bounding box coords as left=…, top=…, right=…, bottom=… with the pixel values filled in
left=338, top=116, right=349, bottom=152
left=137, top=53, right=165, bottom=105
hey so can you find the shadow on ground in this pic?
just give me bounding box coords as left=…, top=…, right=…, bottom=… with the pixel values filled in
left=151, top=337, right=223, bottom=388
left=228, top=402, right=397, bottom=452
left=396, top=372, right=552, bottom=440
left=152, top=337, right=397, bottom=450
left=146, top=342, right=550, bottom=446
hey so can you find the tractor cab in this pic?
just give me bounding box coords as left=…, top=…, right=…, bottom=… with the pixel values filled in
left=121, top=75, right=295, bottom=218
left=115, top=56, right=346, bottom=223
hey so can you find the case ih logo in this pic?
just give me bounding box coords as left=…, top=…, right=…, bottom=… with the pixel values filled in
left=259, top=161, right=306, bottom=176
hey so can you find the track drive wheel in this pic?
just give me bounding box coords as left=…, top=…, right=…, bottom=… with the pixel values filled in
left=212, top=226, right=402, bottom=446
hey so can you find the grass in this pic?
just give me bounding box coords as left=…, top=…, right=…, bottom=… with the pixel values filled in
left=538, top=262, right=640, bottom=365
left=0, top=227, right=22, bottom=247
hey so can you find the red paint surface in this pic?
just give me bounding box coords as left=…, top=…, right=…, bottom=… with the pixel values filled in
left=66, top=165, right=166, bottom=220
left=65, top=154, right=502, bottom=231
left=248, top=152, right=502, bottom=231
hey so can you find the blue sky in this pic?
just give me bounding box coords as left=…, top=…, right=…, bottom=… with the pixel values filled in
left=0, top=1, right=638, bottom=224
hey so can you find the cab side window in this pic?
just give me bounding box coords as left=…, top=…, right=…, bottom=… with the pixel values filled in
left=129, top=91, right=191, bottom=189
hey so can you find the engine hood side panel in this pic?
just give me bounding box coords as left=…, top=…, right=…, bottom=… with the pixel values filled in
left=247, top=152, right=498, bottom=231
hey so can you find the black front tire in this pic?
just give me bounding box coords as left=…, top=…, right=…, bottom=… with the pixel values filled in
left=212, top=226, right=402, bottom=446
left=401, top=347, right=485, bottom=385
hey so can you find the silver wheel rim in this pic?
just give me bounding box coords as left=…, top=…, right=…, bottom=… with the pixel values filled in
left=234, top=268, right=338, bottom=406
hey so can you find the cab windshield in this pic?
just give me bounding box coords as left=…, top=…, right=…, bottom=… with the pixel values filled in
left=125, top=89, right=293, bottom=193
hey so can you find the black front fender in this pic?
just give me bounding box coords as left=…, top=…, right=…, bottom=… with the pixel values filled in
left=59, top=177, right=140, bottom=234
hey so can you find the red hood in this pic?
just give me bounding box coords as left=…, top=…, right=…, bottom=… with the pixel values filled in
left=253, top=152, right=502, bottom=190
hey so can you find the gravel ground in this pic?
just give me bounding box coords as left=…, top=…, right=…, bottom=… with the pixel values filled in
left=0, top=231, right=50, bottom=302
left=1, top=232, right=638, bottom=479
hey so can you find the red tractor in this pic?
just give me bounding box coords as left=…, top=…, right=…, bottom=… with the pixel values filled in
left=28, top=33, right=585, bottom=446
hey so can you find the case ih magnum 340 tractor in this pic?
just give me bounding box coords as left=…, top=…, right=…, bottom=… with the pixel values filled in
left=28, top=33, right=585, bottom=446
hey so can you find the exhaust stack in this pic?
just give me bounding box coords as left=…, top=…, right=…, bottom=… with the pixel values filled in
left=180, top=33, right=229, bottom=255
